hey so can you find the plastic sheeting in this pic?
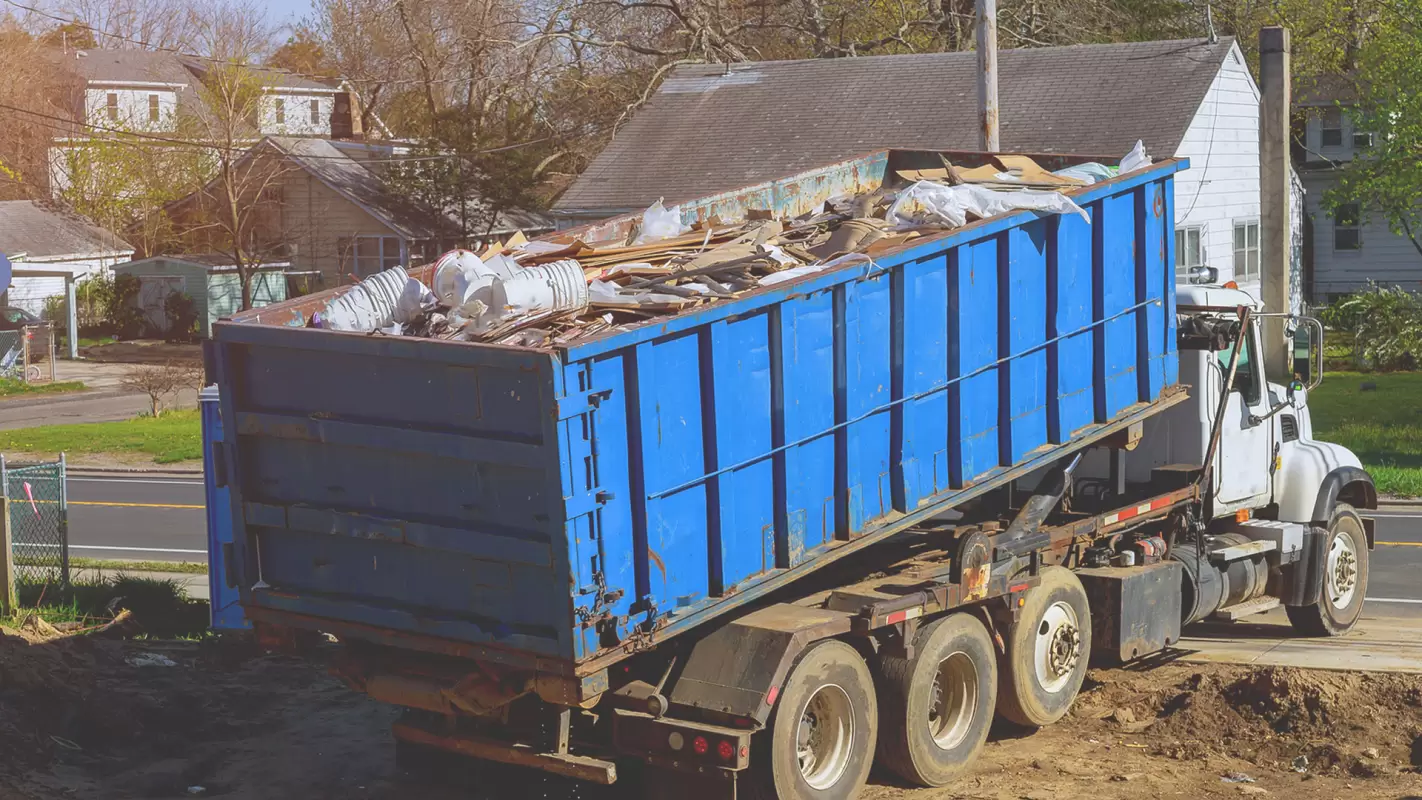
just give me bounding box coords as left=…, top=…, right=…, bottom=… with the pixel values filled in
left=887, top=181, right=1090, bottom=230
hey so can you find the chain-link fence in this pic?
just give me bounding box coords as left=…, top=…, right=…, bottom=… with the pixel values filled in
left=0, top=326, right=55, bottom=384
left=2, top=456, right=69, bottom=587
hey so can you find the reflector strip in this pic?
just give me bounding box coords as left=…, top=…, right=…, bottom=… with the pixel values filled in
left=1100, top=496, right=1173, bottom=527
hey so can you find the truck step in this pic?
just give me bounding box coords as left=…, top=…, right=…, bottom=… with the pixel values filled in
left=1210, top=596, right=1280, bottom=621
left=1209, top=539, right=1276, bottom=562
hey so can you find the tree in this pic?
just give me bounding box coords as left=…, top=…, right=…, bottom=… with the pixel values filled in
left=0, top=25, right=85, bottom=200
left=39, top=21, right=98, bottom=50
left=1324, top=0, right=1422, bottom=255
left=268, top=28, right=339, bottom=79
left=166, top=63, right=300, bottom=310
left=120, top=361, right=189, bottom=416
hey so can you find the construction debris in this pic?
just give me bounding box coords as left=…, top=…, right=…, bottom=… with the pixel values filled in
left=309, top=151, right=1141, bottom=347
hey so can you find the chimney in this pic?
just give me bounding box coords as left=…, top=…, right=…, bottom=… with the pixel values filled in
left=1259, top=27, right=1292, bottom=378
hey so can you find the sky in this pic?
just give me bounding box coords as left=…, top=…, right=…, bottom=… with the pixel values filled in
left=261, top=0, right=310, bottom=27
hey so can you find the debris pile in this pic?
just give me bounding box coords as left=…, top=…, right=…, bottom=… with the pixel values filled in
left=312, top=147, right=1146, bottom=347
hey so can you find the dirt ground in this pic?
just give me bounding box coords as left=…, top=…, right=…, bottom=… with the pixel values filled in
left=0, top=630, right=1419, bottom=800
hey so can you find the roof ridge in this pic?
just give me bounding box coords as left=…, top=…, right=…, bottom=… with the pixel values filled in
left=670, top=36, right=1231, bottom=72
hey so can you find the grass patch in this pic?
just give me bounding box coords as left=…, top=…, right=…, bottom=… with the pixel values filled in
left=1309, top=371, right=1422, bottom=497
left=0, top=377, right=86, bottom=398
left=17, top=556, right=207, bottom=575
left=0, top=409, right=201, bottom=463
left=5, top=573, right=208, bottom=637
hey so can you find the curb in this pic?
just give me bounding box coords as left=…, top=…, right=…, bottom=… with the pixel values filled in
left=67, top=466, right=203, bottom=477
left=1377, top=498, right=1422, bottom=508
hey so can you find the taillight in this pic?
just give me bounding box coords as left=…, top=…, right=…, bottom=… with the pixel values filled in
left=717, top=740, right=735, bottom=761
left=692, top=736, right=708, bottom=755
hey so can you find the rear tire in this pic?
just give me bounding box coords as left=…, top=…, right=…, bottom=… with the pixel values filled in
left=745, top=639, right=877, bottom=800
left=1286, top=503, right=1368, bottom=637
left=876, top=613, right=997, bottom=787
left=997, top=566, right=1091, bottom=728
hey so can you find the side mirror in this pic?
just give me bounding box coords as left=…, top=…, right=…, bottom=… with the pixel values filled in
left=1292, top=317, right=1324, bottom=390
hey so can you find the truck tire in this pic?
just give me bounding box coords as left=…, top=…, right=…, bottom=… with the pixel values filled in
left=875, top=613, right=997, bottom=787
left=745, top=639, right=877, bottom=800
left=1286, top=503, right=1369, bottom=637
left=997, top=566, right=1091, bottom=728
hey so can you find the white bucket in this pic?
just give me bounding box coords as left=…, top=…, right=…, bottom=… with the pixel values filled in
left=501, top=259, right=589, bottom=314
left=322, top=267, right=410, bottom=332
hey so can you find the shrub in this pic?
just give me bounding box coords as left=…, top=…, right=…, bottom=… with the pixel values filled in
left=1318, top=284, right=1422, bottom=371
left=107, top=274, right=146, bottom=339
left=163, top=291, right=199, bottom=342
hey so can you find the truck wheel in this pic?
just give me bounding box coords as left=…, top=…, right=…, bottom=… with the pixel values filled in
left=997, top=566, right=1091, bottom=728
left=875, top=613, right=997, bottom=787
left=1286, top=503, right=1369, bottom=636
left=746, top=639, right=877, bottom=800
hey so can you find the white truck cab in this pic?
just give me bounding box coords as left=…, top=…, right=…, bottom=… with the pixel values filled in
left=1140, top=283, right=1376, bottom=635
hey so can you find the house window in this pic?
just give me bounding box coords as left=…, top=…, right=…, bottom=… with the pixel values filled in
left=1352, top=129, right=1373, bottom=149
left=309, top=99, right=320, bottom=126
left=1320, top=107, right=1343, bottom=147
left=342, top=236, right=404, bottom=278
left=1334, top=203, right=1362, bottom=251
left=148, top=93, right=160, bottom=123
left=1175, top=226, right=1204, bottom=283
left=1232, top=220, right=1260, bottom=282
left=274, top=98, right=285, bottom=125
left=106, top=92, right=118, bottom=121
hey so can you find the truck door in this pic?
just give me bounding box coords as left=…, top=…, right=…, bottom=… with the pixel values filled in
left=1215, top=321, right=1274, bottom=506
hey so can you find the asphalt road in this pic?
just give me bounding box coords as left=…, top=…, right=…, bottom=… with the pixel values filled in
left=66, top=474, right=206, bottom=561
left=57, top=476, right=1422, bottom=611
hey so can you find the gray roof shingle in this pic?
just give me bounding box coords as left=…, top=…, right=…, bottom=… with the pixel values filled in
left=556, top=38, right=1235, bottom=213
left=0, top=201, right=132, bottom=260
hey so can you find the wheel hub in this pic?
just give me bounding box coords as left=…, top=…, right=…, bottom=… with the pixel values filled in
left=1047, top=624, right=1081, bottom=678
left=1034, top=601, right=1082, bottom=693
left=1326, top=534, right=1359, bottom=609
left=795, top=684, right=853, bottom=790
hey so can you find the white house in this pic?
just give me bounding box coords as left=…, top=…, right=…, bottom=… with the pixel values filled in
left=0, top=201, right=133, bottom=357
left=554, top=37, right=1300, bottom=303
left=1294, top=78, right=1421, bottom=301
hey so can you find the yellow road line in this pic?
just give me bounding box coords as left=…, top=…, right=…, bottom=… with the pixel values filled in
left=68, top=500, right=204, bottom=510
left=1377, top=541, right=1422, bottom=547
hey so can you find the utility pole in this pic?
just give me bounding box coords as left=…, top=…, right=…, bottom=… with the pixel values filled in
left=976, top=0, right=999, bottom=152
left=1259, top=27, right=1292, bottom=379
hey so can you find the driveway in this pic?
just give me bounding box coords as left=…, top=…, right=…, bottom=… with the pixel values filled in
left=0, top=361, right=199, bottom=430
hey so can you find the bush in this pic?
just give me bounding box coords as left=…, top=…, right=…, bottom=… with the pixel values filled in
left=1318, top=284, right=1422, bottom=371
left=107, top=273, right=146, bottom=339
left=163, top=291, right=199, bottom=342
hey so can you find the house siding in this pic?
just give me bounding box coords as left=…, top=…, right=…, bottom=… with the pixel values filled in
left=259, top=93, right=333, bottom=137
left=1172, top=43, right=1260, bottom=291
left=8, top=256, right=127, bottom=316
left=284, top=170, right=405, bottom=285
left=1298, top=112, right=1422, bottom=300
left=84, top=87, right=180, bottom=132
left=1301, top=170, right=1422, bottom=299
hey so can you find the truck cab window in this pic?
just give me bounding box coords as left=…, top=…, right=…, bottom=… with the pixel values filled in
left=1217, top=333, right=1261, bottom=405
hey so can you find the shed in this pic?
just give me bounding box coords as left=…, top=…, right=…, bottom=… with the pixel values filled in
left=113, top=256, right=288, bottom=338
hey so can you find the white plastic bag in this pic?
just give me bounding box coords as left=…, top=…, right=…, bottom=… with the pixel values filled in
left=633, top=198, right=690, bottom=244
left=1053, top=162, right=1116, bottom=185
left=887, top=182, right=1089, bottom=230
left=1119, top=139, right=1151, bottom=173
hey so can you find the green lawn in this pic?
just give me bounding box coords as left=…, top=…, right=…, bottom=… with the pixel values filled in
left=0, top=377, right=86, bottom=398
left=1309, top=371, right=1422, bottom=497
left=0, top=409, right=201, bottom=464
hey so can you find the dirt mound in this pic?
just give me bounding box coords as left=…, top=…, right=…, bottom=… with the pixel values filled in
left=1071, top=663, right=1422, bottom=776
left=0, top=627, right=121, bottom=769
